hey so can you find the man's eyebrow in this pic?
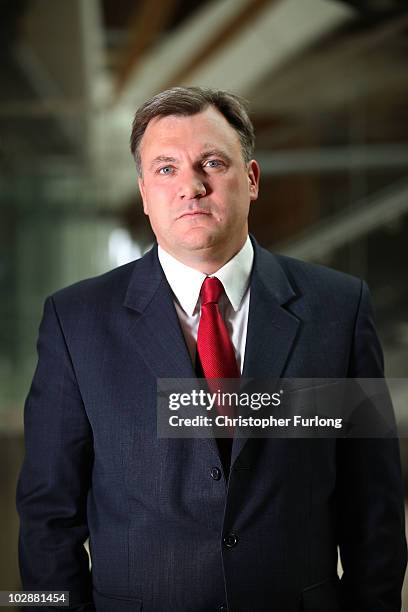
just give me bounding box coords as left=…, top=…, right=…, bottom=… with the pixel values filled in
left=150, top=155, right=178, bottom=169
left=149, top=149, right=232, bottom=170
left=198, top=148, right=232, bottom=163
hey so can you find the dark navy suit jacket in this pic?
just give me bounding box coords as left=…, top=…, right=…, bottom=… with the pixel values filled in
left=16, top=238, right=406, bottom=611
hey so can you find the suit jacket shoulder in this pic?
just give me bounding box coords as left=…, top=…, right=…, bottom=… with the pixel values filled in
left=254, top=242, right=365, bottom=321
left=52, top=259, right=136, bottom=311
left=271, top=250, right=362, bottom=302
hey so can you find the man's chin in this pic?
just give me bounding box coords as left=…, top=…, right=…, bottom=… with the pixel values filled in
left=179, top=229, right=220, bottom=252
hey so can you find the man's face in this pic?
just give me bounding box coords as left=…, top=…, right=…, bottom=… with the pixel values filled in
left=138, top=106, right=260, bottom=263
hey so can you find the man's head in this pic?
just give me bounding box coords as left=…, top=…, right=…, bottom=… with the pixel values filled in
left=130, top=87, right=260, bottom=271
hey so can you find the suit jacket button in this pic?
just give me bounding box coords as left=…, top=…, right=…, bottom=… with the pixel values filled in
left=217, top=605, right=227, bottom=611
left=223, top=532, right=238, bottom=548
left=210, top=467, right=222, bottom=480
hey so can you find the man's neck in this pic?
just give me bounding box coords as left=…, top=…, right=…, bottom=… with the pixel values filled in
left=159, top=237, right=248, bottom=275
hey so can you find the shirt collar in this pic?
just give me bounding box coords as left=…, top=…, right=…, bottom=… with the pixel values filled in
left=158, top=236, right=253, bottom=316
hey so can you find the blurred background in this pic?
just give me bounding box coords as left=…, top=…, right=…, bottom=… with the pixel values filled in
left=1, top=0, right=407, bottom=606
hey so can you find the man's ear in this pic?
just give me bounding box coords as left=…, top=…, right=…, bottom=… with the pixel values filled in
left=248, top=159, right=260, bottom=201
left=138, top=177, right=149, bottom=215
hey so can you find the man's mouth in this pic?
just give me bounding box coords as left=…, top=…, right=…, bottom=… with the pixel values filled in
left=178, top=210, right=211, bottom=219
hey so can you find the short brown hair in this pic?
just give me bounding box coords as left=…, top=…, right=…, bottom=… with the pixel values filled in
left=130, top=86, right=255, bottom=176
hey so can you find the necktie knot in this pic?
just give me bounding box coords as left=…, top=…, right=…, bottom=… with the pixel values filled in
left=200, top=276, right=223, bottom=306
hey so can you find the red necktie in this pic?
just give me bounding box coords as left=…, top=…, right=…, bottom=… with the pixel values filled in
left=196, top=277, right=240, bottom=381
left=196, top=277, right=239, bottom=472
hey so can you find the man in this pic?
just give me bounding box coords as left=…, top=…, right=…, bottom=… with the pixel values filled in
left=17, top=87, right=406, bottom=611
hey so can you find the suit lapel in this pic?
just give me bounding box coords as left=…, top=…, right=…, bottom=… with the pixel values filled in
left=123, top=245, right=195, bottom=379
left=123, top=246, right=219, bottom=459
left=231, top=240, right=301, bottom=467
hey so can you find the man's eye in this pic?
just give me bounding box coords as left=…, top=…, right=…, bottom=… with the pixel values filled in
left=158, top=166, right=174, bottom=175
left=204, top=159, right=223, bottom=169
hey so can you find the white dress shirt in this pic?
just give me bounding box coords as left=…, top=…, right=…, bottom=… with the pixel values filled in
left=158, top=237, right=254, bottom=373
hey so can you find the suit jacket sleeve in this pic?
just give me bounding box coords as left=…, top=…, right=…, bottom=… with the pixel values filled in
left=16, top=296, right=95, bottom=612
left=337, top=280, right=407, bottom=611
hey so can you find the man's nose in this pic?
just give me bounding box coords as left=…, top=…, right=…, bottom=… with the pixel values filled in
left=178, top=172, right=207, bottom=199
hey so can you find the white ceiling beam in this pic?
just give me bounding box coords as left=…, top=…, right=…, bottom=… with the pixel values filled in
left=117, top=0, right=251, bottom=108
left=250, top=12, right=408, bottom=114
left=16, top=0, right=108, bottom=161
left=276, top=179, right=408, bottom=260
left=186, top=0, right=354, bottom=94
